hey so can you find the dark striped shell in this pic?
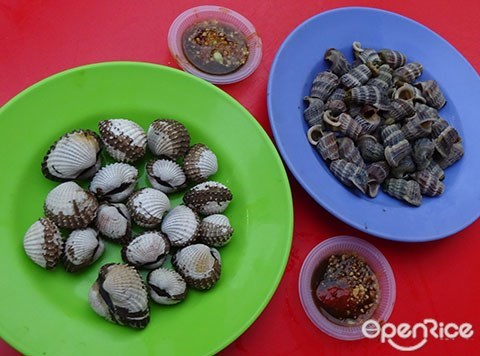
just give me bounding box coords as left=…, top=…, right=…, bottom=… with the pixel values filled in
left=324, top=48, right=351, bottom=76
left=310, top=71, right=339, bottom=101
left=304, top=96, right=325, bottom=127
left=383, top=178, right=422, bottom=206
left=378, top=49, right=407, bottom=69
left=329, top=159, right=368, bottom=193
left=415, top=80, right=446, bottom=109
left=340, top=64, right=372, bottom=89
left=393, top=62, right=423, bottom=83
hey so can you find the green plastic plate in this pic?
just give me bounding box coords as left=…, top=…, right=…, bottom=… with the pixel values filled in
left=0, top=62, right=293, bottom=356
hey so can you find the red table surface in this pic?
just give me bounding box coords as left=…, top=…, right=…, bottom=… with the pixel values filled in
left=1, top=1, right=479, bottom=355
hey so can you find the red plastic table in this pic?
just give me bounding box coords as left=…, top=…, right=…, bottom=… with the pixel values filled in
left=1, top=1, right=479, bottom=355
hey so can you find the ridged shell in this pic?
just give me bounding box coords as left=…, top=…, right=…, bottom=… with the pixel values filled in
left=183, top=181, right=233, bottom=215
left=393, top=62, right=423, bottom=83
left=415, top=80, right=446, bottom=109
left=325, top=88, right=347, bottom=115
left=366, top=161, right=390, bottom=198
left=378, top=49, right=407, bottom=69
left=199, top=214, right=234, bottom=247
left=95, top=203, right=131, bottom=244
left=64, top=228, right=104, bottom=272
left=384, top=99, right=415, bottom=124
left=89, top=163, right=138, bottom=202
left=415, top=103, right=440, bottom=121
left=401, top=116, right=435, bottom=141
left=161, top=205, right=200, bottom=247
left=88, top=263, right=149, bottom=328
left=306, top=124, right=324, bottom=146
left=347, top=85, right=389, bottom=110
left=436, top=142, right=464, bottom=169
left=146, top=159, right=186, bottom=193
left=426, top=161, right=445, bottom=181
left=121, top=231, right=170, bottom=269
left=127, top=188, right=170, bottom=228
left=412, top=138, right=435, bottom=170
left=41, top=129, right=102, bottom=181
left=415, top=171, right=445, bottom=196
left=310, top=71, right=339, bottom=101
left=147, top=119, right=190, bottom=159
left=358, top=135, right=384, bottom=162
left=172, top=244, right=221, bottom=290
left=337, top=137, right=365, bottom=168
left=434, top=126, right=461, bottom=158
left=352, top=42, right=381, bottom=68
left=382, top=126, right=406, bottom=147
left=183, top=144, right=218, bottom=182
left=340, top=64, right=372, bottom=89
left=384, top=139, right=412, bottom=168
left=303, top=96, right=325, bottom=127
left=148, top=268, right=187, bottom=305
left=23, top=218, right=63, bottom=269
left=431, top=118, right=450, bottom=138
left=316, top=132, right=340, bottom=161
left=367, top=64, right=393, bottom=91
left=393, top=83, right=425, bottom=104
left=324, top=112, right=363, bottom=141
left=383, top=178, right=422, bottom=206
left=44, top=181, right=99, bottom=229
left=391, top=155, right=416, bottom=179
left=329, top=159, right=368, bottom=194
left=324, top=48, right=351, bottom=76
left=99, top=119, right=147, bottom=163
left=353, top=105, right=381, bottom=135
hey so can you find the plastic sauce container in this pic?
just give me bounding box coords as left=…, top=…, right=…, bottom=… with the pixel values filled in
left=168, top=5, right=262, bottom=84
left=298, top=236, right=396, bottom=340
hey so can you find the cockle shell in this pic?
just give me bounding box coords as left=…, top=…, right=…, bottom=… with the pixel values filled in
left=303, top=96, right=325, bottom=127
left=415, top=171, right=445, bottom=196
left=436, top=142, right=464, bottom=169
left=412, top=138, right=435, bottom=170
left=324, top=48, right=351, bottom=76
left=183, top=144, right=219, bottom=182
left=121, top=231, right=170, bottom=269
left=64, top=228, right=104, bottom=272
left=337, top=137, right=365, bottom=168
left=199, top=214, right=234, bottom=247
left=393, top=62, right=423, bottom=83
left=41, top=129, right=101, bottom=182
left=44, top=181, right=99, bottom=229
left=23, top=217, right=63, bottom=270
left=329, top=159, right=368, bottom=194
left=384, top=99, right=415, bottom=124
left=310, top=71, right=339, bottom=101
left=161, top=205, right=200, bottom=247
left=183, top=181, right=233, bottom=215
left=88, top=263, right=149, bottom=329
left=148, top=268, right=187, bottom=305
left=89, top=163, right=138, bottom=202
left=382, top=178, right=422, bottom=206
left=172, top=244, right=221, bottom=290
left=358, top=135, right=384, bottom=162
left=316, top=132, right=340, bottom=161
left=384, top=139, right=412, bottom=168
left=415, top=80, right=446, bottom=109
left=146, top=159, right=186, bottom=193
left=147, top=119, right=190, bottom=159
left=378, top=49, right=407, bottom=69
left=126, top=188, right=170, bottom=228
left=340, top=64, right=372, bottom=89
left=95, top=203, right=131, bottom=244
left=434, top=126, right=461, bottom=157
left=99, top=119, right=147, bottom=163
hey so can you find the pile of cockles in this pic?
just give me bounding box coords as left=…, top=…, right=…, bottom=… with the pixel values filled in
left=22, top=118, right=234, bottom=329
left=304, top=41, right=463, bottom=206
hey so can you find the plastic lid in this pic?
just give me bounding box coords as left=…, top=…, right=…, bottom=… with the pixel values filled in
left=298, top=236, right=396, bottom=340
left=168, top=5, right=262, bottom=84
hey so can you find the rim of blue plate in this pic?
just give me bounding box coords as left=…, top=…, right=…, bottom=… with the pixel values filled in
left=267, top=7, right=480, bottom=242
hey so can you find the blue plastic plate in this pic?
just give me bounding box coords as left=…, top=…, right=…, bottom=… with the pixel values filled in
left=268, top=7, right=480, bottom=242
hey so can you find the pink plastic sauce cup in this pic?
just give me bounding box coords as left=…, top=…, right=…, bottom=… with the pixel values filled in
left=298, top=236, right=396, bottom=340
left=168, top=5, right=262, bottom=85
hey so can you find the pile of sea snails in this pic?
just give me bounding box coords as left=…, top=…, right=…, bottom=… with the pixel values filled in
left=304, top=42, right=463, bottom=206
left=23, top=118, right=234, bottom=329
